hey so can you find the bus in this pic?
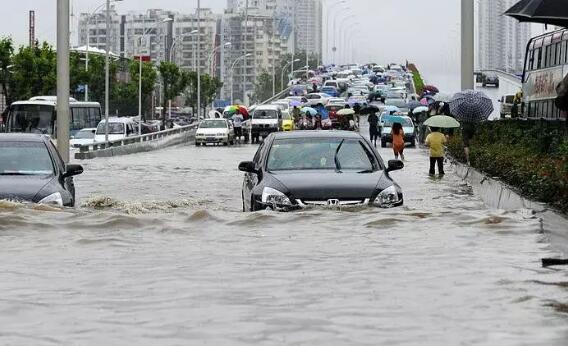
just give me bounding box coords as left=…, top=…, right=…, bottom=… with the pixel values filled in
left=5, top=96, right=102, bottom=137
left=522, top=29, right=568, bottom=119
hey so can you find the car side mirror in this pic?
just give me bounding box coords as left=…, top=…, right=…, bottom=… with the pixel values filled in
left=64, top=164, right=84, bottom=178
left=386, top=160, right=404, bottom=172
left=239, top=161, right=258, bottom=174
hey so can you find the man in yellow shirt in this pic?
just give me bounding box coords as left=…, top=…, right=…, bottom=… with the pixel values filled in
left=425, top=127, right=447, bottom=176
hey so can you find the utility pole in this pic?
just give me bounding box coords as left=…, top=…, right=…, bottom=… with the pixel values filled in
left=197, top=0, right=202, bottom=117
left=56, top=0, right=70, bottom=162
left=243, top=0, right=249, bottom=105
left=461, top=0, right=474, bottom=90
left=104, top=0, right=110, bottom=143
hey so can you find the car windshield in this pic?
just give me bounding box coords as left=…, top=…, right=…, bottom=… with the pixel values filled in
left=385, top=99, right=408, bottom=108
left=384, top=118, right=413, bottom=127
left=254, top=110, right=278, bottom=119
left=267, top=138, right=376, bottom=172
left=8, top=104, right=54, bottom=135
left=0, top=141, right=54, bottom=175
left=74, top=130, right=95, bottom=139
left=96, top=122, right=125, bottom=135
left=200, top=120, right=227, bottom=129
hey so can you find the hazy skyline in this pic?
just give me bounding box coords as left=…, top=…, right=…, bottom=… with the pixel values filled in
left=0, top=0, right=533, bottom=92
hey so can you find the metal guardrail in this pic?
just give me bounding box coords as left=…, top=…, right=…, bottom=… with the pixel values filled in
left=78, top=123, right=198, bottom=153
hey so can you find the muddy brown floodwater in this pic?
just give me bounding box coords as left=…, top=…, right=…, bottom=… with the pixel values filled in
left=1, top=127, right=567, bottom=345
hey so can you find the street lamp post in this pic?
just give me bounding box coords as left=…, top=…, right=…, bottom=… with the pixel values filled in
left=337, top=14, right=355, bottom=65
left=84, top=0, right=122, bottom=102
left=281, top=58, right=300, bottom=91
left=207, top=42, right=231, bottom=108
left=324, top=0, right=346, bottom=64
left=230, top=53, right=251, bottom=105
left=104, top=0, right=110, bottom=143
left=137, top=18, right=173, bottom=137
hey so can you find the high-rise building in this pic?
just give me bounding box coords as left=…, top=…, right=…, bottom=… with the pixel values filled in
left=477, top=0, right=532, bottom=73
left=220, top=7, right=288, bottom=103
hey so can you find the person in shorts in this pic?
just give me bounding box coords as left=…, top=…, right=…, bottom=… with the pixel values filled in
left=231, top=111, right=244, bottom=142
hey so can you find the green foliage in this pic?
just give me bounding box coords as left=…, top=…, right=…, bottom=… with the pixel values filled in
left=0, top=37, right=14, bottom=106
left=447, top=120, right=568, bottom=212
left=9, top=42, right=57, bottom=100
left=251, top=69, right=274, bottom=104
left=407, top=63, right=424, bottom=95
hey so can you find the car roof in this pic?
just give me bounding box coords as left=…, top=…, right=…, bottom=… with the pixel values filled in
left=271, top=130, right=363, bottom=140
left=0, top=133, right=48, bottom=142
left=254, top=105, right=280, bottom=111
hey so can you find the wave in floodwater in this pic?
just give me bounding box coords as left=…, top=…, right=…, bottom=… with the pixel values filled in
left=2, top=145, right=568, bottom=345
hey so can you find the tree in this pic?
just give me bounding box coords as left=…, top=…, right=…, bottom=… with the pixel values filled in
left=9, top=42, right=57, bottom=101
left=159, top=62, right=190, bottom=122
left=199, top=74, right=223, bottom=113
left=0, top=37, right=14, bottom=109
left=252, top=69, right=274, bottom=104
left=128, top=59, right=157, bottom=118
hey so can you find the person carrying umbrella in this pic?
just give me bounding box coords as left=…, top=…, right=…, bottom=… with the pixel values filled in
left=231, top=109, right=244, bottom=143
left=449, top=90, right=494, bottom=165
left=425, top=127, right=447, bottom=176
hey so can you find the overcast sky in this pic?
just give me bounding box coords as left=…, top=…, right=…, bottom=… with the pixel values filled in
left=0, top=1, right=527, bottom=92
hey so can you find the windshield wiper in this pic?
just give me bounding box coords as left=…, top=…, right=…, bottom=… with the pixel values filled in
left=0, top=172, right=32, bottom=176
left=334, top=139, right=345, bottom=173
left=357, top=169, right=375, bottom=174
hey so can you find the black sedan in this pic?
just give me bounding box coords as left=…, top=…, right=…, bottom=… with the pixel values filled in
left=239, top=131, right=404, bottom=212
left=0, top=134, right=84, bottom=207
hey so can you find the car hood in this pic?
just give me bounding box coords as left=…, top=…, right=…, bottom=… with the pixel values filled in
left=0, top=175, right=54, bottom=202
left=271, top=171, right=384, bottom=200
left=197, top=128, right=228, bottom=135
left=252, top=119, right=278, bottom=125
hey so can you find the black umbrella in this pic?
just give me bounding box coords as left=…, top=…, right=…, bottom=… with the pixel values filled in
left=449, top=90, right=493, bottom=123
left=505, top=0, right=568, bottom=27
left=359, top=105, right=380, bottom=115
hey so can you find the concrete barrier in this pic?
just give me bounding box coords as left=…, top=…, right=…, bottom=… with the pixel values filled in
left=452, top=160, right=568, bottom=255
left=75, top=127, right=196, bottom=160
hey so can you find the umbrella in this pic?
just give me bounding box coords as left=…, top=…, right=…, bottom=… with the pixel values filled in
left=412, top=106, right=429, bottom=113
left=424, top=85, right=439, bottom=94
left=359, top=105, right=380, bottom=115
left=290, top=100, right=302, bottom=107
left=449, top=90, right=494, bottom=123
left=337, top=109, right=355, bottom=116
left=238, top=106, right=249, bottom=118
left=408, top=100, right=422, bottom=110
left=301, top=107, right=318, bottom=116
left=423, top=115, right=461, bottom=128
left=505, top=0, right=568, bottom=28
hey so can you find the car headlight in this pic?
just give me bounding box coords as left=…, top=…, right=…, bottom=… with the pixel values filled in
left=196, top=133, right=205, bottom=137
left=38, top=192, right=63, bottom=207
left=261, top=187, right=292, bottom=207
left=374, top=186, right=400, bottom=208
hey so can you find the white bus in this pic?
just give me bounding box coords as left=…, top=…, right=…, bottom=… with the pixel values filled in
left=522, top=29, right=568, bottom=119
left=5, top=96, right=102, bottom=137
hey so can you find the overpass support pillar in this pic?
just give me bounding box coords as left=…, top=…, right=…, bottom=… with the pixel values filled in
left=461, top=0, right=474, bottom=90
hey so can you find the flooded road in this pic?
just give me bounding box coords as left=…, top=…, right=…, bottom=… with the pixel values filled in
left=1, top=129, right=568, bottom=345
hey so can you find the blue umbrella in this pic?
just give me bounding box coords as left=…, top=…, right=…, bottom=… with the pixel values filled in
left=301, top=107, right=318, bottom=116
left=316, top=105, right=329, bottom=119
left=383, top=115, right=405, bottom=124
left=407, top=100, right=422, bottom=110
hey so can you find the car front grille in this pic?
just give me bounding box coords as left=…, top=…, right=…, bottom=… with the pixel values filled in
left=296, top=199, right=370, bottom=207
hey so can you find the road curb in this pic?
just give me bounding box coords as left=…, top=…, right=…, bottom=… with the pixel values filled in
left=75, top=130, right=195, bottom=160
left=451, top=159, right=568, bottom=255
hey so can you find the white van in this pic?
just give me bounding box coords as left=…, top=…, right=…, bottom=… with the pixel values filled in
left=94, top=117, right=138, bottom=143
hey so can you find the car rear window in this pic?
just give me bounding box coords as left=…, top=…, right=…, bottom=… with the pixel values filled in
left=0, top=141, right=54, bottom=175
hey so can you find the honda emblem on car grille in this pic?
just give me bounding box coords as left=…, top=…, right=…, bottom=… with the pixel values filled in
left=327, top=199, right=340, bottom=206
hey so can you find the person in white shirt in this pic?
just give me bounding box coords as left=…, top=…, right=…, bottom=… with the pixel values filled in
left=231, top=111, right=244, bottom=142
